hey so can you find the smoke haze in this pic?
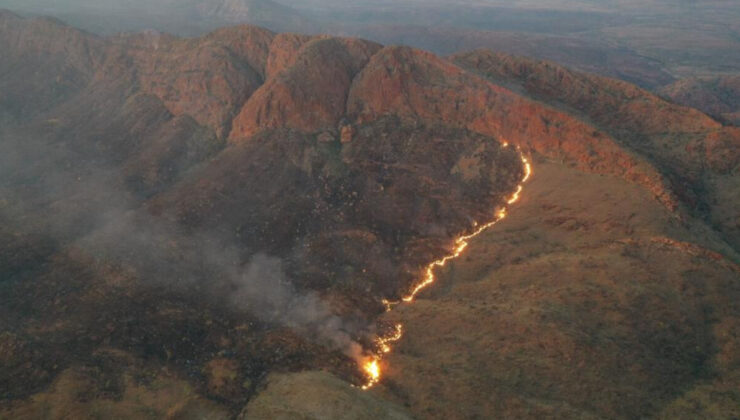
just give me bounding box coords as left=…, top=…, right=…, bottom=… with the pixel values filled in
left=0, top=121, right=368, bottom=362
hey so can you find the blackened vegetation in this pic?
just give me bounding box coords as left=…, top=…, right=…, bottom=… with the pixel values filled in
left=157, top=116, right=523, bottom=307
left=1, top=112, right=521, bottom=413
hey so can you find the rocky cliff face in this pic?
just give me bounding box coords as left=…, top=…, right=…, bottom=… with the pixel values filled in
left=229, top=37, right=381, bottom=139
left=118, top=26, right=274, bottom=137
left=1, top=11, right=739, bottom=420
left=347, top=47, right=682, bottom=213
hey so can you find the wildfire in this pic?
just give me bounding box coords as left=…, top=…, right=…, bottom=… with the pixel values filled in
left=360, top=144, right=532, bottom=389
left=378, top=324, right=403, bottom=353
left=361, top=359, right=381, bottom=390
left=381, top=298, right=394, bottom=312
left=359, top=323, right=403, bottom=389
left=521, top=156, right=532, bottom=183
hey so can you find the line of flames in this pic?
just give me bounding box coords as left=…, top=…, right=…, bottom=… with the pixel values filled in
left=361, top=144, right=532, bottom=390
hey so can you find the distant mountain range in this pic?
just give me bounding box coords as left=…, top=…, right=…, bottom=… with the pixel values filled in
left=4, top=0, right=740, bottom=91
left=0, top=0, right=316, bottom=34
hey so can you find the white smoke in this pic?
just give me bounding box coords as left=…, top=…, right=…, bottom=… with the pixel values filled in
left=0, top=122, right=367, bottom=363
left=233, top=254, right=364, bottom=360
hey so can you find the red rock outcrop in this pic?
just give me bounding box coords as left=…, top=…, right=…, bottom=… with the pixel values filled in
left=204, top=25, right=276, bottom=78
left=451, top=50, right=736, bottom=174
left=229, top=37, right=381, bottom=140
left=450, top=50, right=740, bottom=247
left=265, top=33, right=316, bottom=78
left=347, top=46, right=678, bottom=210
left=112, top=27, right=274, bottom=137
left=2, top=13, right=734, bottom=246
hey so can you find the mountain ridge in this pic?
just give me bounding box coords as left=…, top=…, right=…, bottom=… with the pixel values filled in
left=1, top=12, right=739, bottom=419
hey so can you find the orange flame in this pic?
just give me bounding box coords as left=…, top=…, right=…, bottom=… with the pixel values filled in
left=361, top=359, right=381, bottom=390
left=360, top=146, right=532, bottom=389
left=378, top=324, right=403, bottom=353
left=360, top=324, right=403, bottom=389
left=403, top=152, right=531, bottom=303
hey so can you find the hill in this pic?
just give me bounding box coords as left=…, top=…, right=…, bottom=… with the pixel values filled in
left=661, top=76, right=740, bottom=126
left=0, top=12, right=738, bottom=419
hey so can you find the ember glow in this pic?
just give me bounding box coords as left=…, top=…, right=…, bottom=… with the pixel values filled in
left=360, top=324, right=403, bottom=389
left=403, top=150, right=531, bottom=303
left=379, top=324, right=404, bottom=353
left=360, top=143, right=532, bottom=389
left=361, top=359, right=381, bottom=390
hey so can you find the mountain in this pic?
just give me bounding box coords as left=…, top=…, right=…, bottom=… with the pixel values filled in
left=6, top=0, right=740, bottom=91
left=335, top=24, right=676, bottom=89
left=1, top=11, right=739, bottom=419
left=661, top=76, right=740, bottom=126
left=195, top=0, right=311, bottom=30
left=450, top=51, right=740, bottom=249
left=0, top=0, right=315, bottom=35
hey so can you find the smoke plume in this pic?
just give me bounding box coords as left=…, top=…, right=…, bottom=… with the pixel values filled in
left=0, top=120, right=367, bottom=362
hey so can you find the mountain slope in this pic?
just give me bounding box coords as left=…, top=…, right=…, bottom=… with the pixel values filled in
left=661, top=75, right=740, bottom=126
left=0, top=12, right=739, bottom=419
left=452, top=50, right=740, bottom=250
left=381, top=159, right=740, bottom=419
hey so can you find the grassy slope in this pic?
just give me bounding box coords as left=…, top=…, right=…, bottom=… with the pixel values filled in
left=376, top=160, right=740, bottom=419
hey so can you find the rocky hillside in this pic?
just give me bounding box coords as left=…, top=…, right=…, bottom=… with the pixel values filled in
left=661, top=75, right=740, bottom=126
left=452, top=51, right=740, bottom=249
left=1, top=11, right=738, bottom=419
left=380, top=159, right=740, bottom=419
left=339, top=24, right=677, bottom=89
